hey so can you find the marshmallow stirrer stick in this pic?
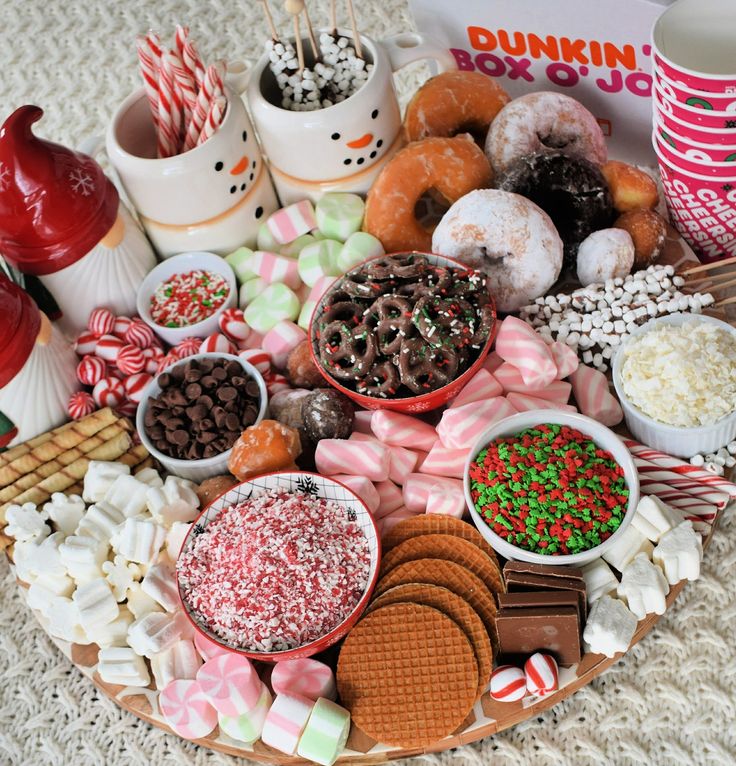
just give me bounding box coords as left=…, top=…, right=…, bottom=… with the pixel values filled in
left=261, top=0, right=280, bottom=41
left=301, top=2, right=320, bottom=61
left=345, top=0, right=363, bottom=58
left=284, top=1, right=306, bottom=74
left=330, top=0, right=337, bottom=33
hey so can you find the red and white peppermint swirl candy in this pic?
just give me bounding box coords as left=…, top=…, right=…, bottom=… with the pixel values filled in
left=76, top=355, right=107, bottom=386
left=115, top=399, right=138, bottom=418
left=116, top=344, right=146, bottom=375
left=112, top=315, right=133, bottom=339
left=74, top=331, right=98, bottom=356
left=125, top=319, right=154, bottom=349
left=87, top=307, right=115, bottom=338
left=238, top=348, right=271, bottom=376
left=198, top=333, right=236, bottom=355
left=157, top=352, right=180, bottom=375
left=489, top=665, right=527, bottom=702
left=142, top=346, right=164, bottom=375
left=124, top=372, right=153, bottom=403
left=265, top=372, right=290, bottom=396
left=218, top=307, right=250, bottom=342
left=95, top=334, right=125, bottom=362
left=92, top=376, right=126, bottom=408
left=67, top=391, right=96, bottom=420
left=173, top=337, right=201, bottom=360
left=524, top=653, right=558, bottom=696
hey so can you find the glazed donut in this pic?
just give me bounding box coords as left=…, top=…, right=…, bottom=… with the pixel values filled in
left=485, top=92, right=607, bottom=176
left=431, top=189, right=563, bottom=313
left=364, top=134, right=493, bottom=253
left=498, top=152, right=614, bottom=263
left=576, top=229, right=635, bottom=287
left=403, top=71, right=510, bottom=143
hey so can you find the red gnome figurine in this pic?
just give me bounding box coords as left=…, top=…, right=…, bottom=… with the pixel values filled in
left=0, top=106, right=156, bottom=335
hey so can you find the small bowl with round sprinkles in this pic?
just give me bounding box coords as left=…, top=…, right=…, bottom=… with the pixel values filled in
left=136, top=251, right=237, bottom=346
left=463, top=410, right=639, bottom=566
left=309, top=252, right=497, bottom=413
left=176, top=472, right=380, bottom=660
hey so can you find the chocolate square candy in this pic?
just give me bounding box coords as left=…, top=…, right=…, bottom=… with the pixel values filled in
left=503, top=561, right=587, bottom=620
left=496, top=606, right=582, bottom=666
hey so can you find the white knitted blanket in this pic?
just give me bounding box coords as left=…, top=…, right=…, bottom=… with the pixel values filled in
left=1, top=1, right=735, bottom=764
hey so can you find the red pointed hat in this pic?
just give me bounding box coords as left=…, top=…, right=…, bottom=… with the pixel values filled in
left=0, top=271, right=41, bottom=388
left=0, top=105, right=119, bottom=276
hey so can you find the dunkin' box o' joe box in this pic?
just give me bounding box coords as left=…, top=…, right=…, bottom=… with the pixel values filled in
left=409, top=0, right=673, bottom=165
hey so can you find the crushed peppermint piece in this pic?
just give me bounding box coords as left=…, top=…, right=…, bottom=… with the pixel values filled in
left=177, top=489, right=371, bottom=652
left=150, top=269, right=230, bottom=328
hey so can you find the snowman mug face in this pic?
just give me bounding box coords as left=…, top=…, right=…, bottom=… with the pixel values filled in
left=104, top=85, right=278, bottom=254
left=247, top=30, right=455, bottom=202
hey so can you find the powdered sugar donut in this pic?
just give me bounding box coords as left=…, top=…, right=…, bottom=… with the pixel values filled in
left=431, top=190, right=563, bottom=313
left=576, top=228, right=635, bottom=287
left=485, top=92, right=607, bottom=176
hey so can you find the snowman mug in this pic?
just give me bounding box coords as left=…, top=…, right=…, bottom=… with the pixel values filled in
left=246, top=30, right=456, bottom=204
left=89, top=71, right=278, bottom=258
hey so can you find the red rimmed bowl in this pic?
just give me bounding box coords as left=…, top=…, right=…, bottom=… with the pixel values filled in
left=656, top=68, right=736, bottom=112
left=176, top=471, right=381, bottom=661
left=655, top=89, right=736, bottom=145
left=654, top=141, right=736, bottom=263
left=654, top=81, right=736, bottom=130
left=308, top=252, right=498, bottom=414
left=654, top=114, right=736, bottom=163
left=653, top=130, right=736, bottom=178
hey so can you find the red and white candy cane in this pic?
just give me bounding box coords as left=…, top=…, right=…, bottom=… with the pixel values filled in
left=524, top=653, right=558, bottom=696
left=494, top=316, right=557, bottom=389
left=625, top=440, right=736, bottom=502
left=489, top=665, right=527, bottom=702
left=197, top=95, right=227, bottom=146
left=185, top=62, right=225, bottom=150
left=157, top=52, right=183, bottom=158
left=116, top=345, right=146, bottom=376
left=68, top=391, right=96, bottom=421
left=76, top=355, right=107, bottom=386
left=92, top=377, right=125, bottom=408
left=125, top=319, right=154, bottom=349
left=87, top=307, right=115, bottom=338
left=569, top=364, right=622, bottom=427
left=124, top=373, right=152, bottom=404
left=136, top=32, right=162, bottom=131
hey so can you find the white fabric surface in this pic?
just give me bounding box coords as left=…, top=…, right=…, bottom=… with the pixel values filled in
left=1, top=1, right=735, bottom=764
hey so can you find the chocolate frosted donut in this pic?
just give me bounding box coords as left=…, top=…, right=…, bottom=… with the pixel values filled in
left=498, top=153, right=615, bottom=263
left=485, top=92, right=607, bottom=175
left=431, top=189, right=563, bottom=313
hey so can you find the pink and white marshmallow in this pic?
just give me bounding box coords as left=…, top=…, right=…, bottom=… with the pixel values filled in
left=402, top=474, right=463, bottom=513
left=158, top=679, right=218, bottom=740
left=549, top=340, right=579, bottom=379
left=506, top=392, right=577, bottom=413
left=436, top=397, right=517, bottom=450
left=271, top=659, right=336, bottom=702
left=315, top=439, right=390, bottom=482
left=419, top=444, right=468, bottom=479
left=261, top=692, right=315, bottom=755
left=374, top=480, right=404, bottom=518
left=370, top=411, right=438, bottom=452
left=266, top=200, right=317, bottom=244
left=250, top=250, right=302, bottom=290
left=196, top=654, right=263, bottom=717
left=388, top=445, right=420, bottom=486
left=494, top=316, right=557, bottom=389
left=450, top=368, right=503, bottom=409
left=329, top=475, right=379, bottom=514
left=569, top=364, right=623, bottom=426
left=426, top=484, right=466, bottom=518
left=262, top=321, right=307, bottom=370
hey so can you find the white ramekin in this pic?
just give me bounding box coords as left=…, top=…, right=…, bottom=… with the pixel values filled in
left=612, top=313, right=736, bottom=458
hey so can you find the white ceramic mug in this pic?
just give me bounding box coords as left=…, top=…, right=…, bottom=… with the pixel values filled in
left=98, top=76, right=278, bottom=258
left=247, top=30, right=456, bottom=204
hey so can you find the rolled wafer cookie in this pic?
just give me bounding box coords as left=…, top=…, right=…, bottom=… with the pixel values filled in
left=118, top=444, right=152, bottom=470
left=0, top=422, right=132, bottom=505
left=0, top=408, right=118, bottom=475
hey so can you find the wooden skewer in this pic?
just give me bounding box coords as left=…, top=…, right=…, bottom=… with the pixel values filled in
left=330, top=0, right=337, bottom=33
left=302, top=2, right=320, bottom=61
left=685, top=268, right=736, bottom=288
left=714, top=293, right=736, bottom=308
left=261, top=0, right=280, bottom=41
left=699, top=275, right=736, bottom=294
left=679, top=255, right=736, bottom=276
left=293, top=14, right=305, bottom=73
left=345, top=0, right=363, bottom=58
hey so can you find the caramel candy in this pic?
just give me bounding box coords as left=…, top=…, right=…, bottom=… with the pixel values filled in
left=227, top=420, right=302, bottom=480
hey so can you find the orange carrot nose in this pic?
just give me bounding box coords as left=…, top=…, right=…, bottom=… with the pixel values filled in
left=230, top=156, right=250, bottom=175
left=346, top=133, right=373, bottom=149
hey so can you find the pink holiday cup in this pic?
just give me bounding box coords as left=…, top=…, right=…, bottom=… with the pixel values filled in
left=656, top=69, right=736, bottom=112
left=653, top=140, right=736, bottom=263
left=654, top=115, right=736, bottom=163
left=654, top=89, right=736, bottom=145
left=651, top=0, right=736, bottom=92
left=654, top=81, right=736, bottom=130
left=653, top=130, right=736, bottom=177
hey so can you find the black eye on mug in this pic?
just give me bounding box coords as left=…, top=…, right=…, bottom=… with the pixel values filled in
left=371, top=109, right=379, bottom=119
left=242, top=130, right=248, bottom=142
left=331, top=132, right=340, bottom=140
left=215, top=161, right=224, bottom=171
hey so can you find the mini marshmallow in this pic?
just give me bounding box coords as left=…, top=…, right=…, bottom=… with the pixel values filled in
left=197, top=654, right=264, bottom=718
left=297, top=697, right=351, bottom=766
left=113, top=518, right=166, bottom=565
left=150, top=639, right=202, bottom=689
left=271, top=659, right=336, bottom=702
left=166, top=522, right=192, bottom=561
left=134, top=467, right=164, bottom=488
left=370, top=410, right=438, bottom=452
left=297, top=240, right=341, bottom=286
left=83, top=461, right=130, bottom=503
left=281, top=232, right=320, bottom=257
left=27, top=577, right=75, bottom=616
left=146, top=477, right=200, bottom=527
left=43, top=493, right=85, bottom=535
left=244, top=283, right=300, bottom=334
left=97, top=646, right=151, bottom=687
left=141, top=562, right=180, bottom=612
left=127, top=610, right=188, bottom=658
left=226, top=246, right=257, bottom=283
left=631, top=495, right=685, bottom=543
left=436, top=397, right=517, bottom=449
left=257, top=222, right=280, bottom=251
left=159, top=679, right=218, bottom=740
left=59, top=534, right=108, bottom=582
left=126, top=582, right=164, bottom=619
left=101, top=554, right=141, bottom=601
left=45, top=596, right=90, bottom=644
left=617, top=552, right=670, bottom=620
left=76, top=501, right=125, bottom=543
left=218, top=685, right=273, bottom=744
left=94, top=606, right=135, bottom=648
left=449, top=368, right=503, bottom=409
left=261, top=692, right=315, bottom=755
left=239, top=277, right=269, bottom=309
left=653, top=521, right=703, bottom=585
left=250, top=250, right=302, bottom=290
left=602, top=525, right=653, bottom=572
left=581, top=558, right=619, bottom=605
left=426, top=484, right=466, bottom=518
left=104, top=474, right=150, bottom=518
left=73, top=577, right=119, bottom=632
left=5, top=502, right=50, bottom=542
left=583, top=595, right=638, bottom=657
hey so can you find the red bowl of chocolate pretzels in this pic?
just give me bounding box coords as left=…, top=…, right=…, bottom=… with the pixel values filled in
left=308, top=252, right=498, bottom=413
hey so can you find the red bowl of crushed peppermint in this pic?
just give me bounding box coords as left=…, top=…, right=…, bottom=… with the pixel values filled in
left=176, top=471, right=381, bottom=660
left=463, top=410, right=639, bottom=567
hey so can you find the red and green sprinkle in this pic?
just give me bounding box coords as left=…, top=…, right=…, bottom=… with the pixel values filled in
left=469, top=424, right=629, bottom=555
left=150, top=269, right=229, bottom=328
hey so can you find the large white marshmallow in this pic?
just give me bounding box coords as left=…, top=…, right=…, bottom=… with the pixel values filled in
left=583, top=595, right=638, bottom=658
left=97, top=647, right=151, bottom=687
left=602, top=524, right=653, bottom=572
left=617, top=552, right=670, bottom=620
left=83, top=461, right=130, bottom=504
left=104, top=474, right=150, bottom=518
left=653, top=521, right=703, bottom=585
left=581, top=558, right=619, bottom=605
left=631, top=495, right=685, bottom=543
left=43, top=493, right=85, bottom=536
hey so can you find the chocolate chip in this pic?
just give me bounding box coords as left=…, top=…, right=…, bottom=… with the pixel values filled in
left=197, top=395, right=214, bottom=409
left=184, top=367, right=202, bottom=383
left=212, top=365, right=227, bottom=381
left=226, top=361, right=242, bottom=377
left=185, top=383, right=202, bottom=399
left=198, top=359, right=214, bottom=373
left=201, top=375, right=217, bottom=389
left=245, top=380, right=261, bottom=398
left=217, top=386, right=237, bottom=402
left=225, top=413, right=241, bottom=431
left=171, top=429, right=189, bottom=445
left=197, top=431, right=217, bottom=444
left=158, top=373, right=171, bottom=388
